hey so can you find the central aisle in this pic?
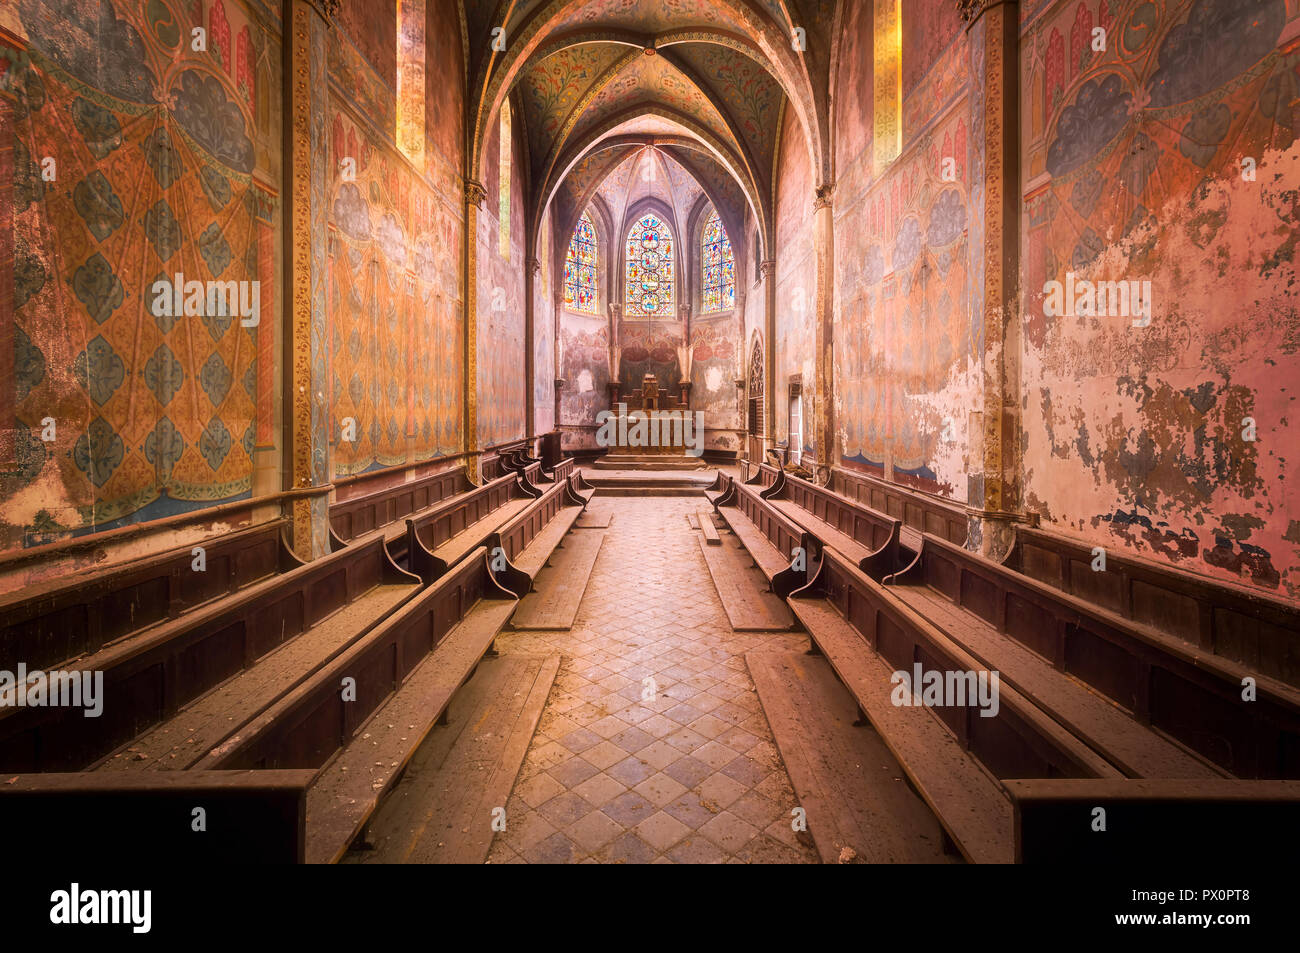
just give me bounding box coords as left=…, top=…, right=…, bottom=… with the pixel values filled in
left=490, top=495, right=818, bottom=863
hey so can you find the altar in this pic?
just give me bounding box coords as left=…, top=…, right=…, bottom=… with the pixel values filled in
left=620, top=372, right=689, bottom=412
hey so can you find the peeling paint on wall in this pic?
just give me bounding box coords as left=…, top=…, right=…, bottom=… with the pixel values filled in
left=1020, top=0, right=1300, bottom=597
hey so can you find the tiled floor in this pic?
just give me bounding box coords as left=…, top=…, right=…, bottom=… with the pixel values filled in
left=489, top=495, right=818, bottom=864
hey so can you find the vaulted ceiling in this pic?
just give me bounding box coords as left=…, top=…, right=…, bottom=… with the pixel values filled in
left=461, top=0, right=840, bottom=258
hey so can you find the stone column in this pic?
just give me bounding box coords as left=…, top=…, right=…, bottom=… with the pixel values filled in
left=813, top=184, right=835, bottom=480
left=678, top=303, right=692, bottom=406
left=966, top=0, right=1023, bottom=557
left=462, top=179, right=486, bottom=483
left=553, top=288, right=565, bottom=433
left=606, top=301, right=622, bottom=408
left=525, top=256, right=540, bottom=442
left=281, top=0, right=332, bottom=560
left=735, top=289, right=748, bottom=426
left=760, top=259, right=777, bottom=452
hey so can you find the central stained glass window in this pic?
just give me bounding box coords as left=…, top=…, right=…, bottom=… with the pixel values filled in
left=624, top=212, right=674, bottom=317
left=701, top=208, right=735, bottom=313
left=564, top=211, right=598, bottom=313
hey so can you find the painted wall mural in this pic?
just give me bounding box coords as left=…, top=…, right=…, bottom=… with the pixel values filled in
left=325, top=105, right=463, bottom=477
left=618, top=322, right=684, bottom=402
left=1020, top=0, right=1300, bottom=597
left=774, top=105, right=816, bottom=458
left=534, top=206, right=556, bottom=435
left=835, top=101, right=974, bottom=498
left=1, top=0, right=280, bottom=552
left=689, top=317, right=742, bottom=450
left=831, top=0, right=976, bottom=499
left=476, top=101, right=527, bottom=448
left=558, top=319, right=609, bottom=450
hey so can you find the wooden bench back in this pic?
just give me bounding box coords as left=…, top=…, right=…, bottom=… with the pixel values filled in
left=807, top=546, right=1113, bottom=781
left=910, top=532, right=1300, bottom=779
left=832, top=466, right=968, bottom=545
left=734, top=481, right=805, bottom=565
left=780, top=471, right=899, bottom=555
left=497, top=480, right=567, bottom=563
left=208, top=547, right=510, bottom=771
left=405, top=472, right=521, bottom=581
left=1, top=520, right=288, bottom=672
left=0, top=533, right=416, bottom=773
left=1008, top=525, right=1300, bottom=690
left=330, top=465, right=470, bottom=543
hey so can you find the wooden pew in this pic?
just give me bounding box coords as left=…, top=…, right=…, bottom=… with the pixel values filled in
left=895, top=532, right=1300, bottom=779
left=725, top=465, right=912, bottom=583
left=0, top=532, right=421, bottom=773
left=831, top=465, right=968, bottom=546
left=330, top=465, right=469, bottom=544
left=194, top=546, right=522, bottom=863
left=1, top=519, right=289, bottom=672
left=0, top=769, right=315, bottom=863
left=773, top=467, right=914, bottom=571
left=1005, top=524, right=1300, bottom=690
left=788, top=545, right=1123, bottom=864
left=402, top=470, right=551, bottom=583
left=496, top=477, right=587, bottom=579
left=713, top=476, right=817, bottom=599
left=1008, top=778, right=1300, bottom=863
left=85, top=475, right=577, bottom=777
left=548, top=456, right=575, bottom=484
left=569, top=469, right=596, bottom=505
left=702, top=471, right=731, bottom=507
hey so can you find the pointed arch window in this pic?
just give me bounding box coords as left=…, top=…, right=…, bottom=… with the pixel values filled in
left=701, top=208, right=735, bottom=313
left=624, top=212, right=674, bottom=317
left=564, top=212, right=598, bottom=314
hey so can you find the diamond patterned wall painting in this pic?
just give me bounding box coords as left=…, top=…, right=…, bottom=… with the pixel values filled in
left=701, top=207, right=734, bottom=313
left=624, top=212, right=674, bottom=317
left=328, top=108, right=464, bottom=477
left=3, top=0, right=276, bottom=548
left=563, top=211, right=598, bottom=314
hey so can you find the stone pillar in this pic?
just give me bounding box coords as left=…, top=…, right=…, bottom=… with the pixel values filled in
left=607, top=302, right=622, bottom=407
left=967, top=0, right=1023, bottom=557
left=735, top=289, right=748, bottom=425
left=525, top=256, right=539, bottom=441
left=678, top=303, right=691, bottom=405
left=813, top=184, right=835, bottom=480
left=554, top=288, right=565, bottom=434
left=760, top=259, right=777, bottom=452
left=281, top=0, right=332, bottom=560
left=463, top=180, right=486, bottom=483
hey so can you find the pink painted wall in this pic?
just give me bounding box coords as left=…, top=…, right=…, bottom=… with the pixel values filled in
left=1019, top=0, right=1300, bottom=598
left=476, top=100, right=528, bottom=448
left=773, top=106, right=817, bottom=458
left=831, top=0, right=976, bottom=499
left=534, top=206, right=556, bottom=436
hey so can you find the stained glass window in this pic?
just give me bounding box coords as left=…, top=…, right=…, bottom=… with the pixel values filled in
left=564, top=212, right=598, bottom=314
left=624, top=212, right=674, bottom=317
left=701, top=208, right=735, bottom=313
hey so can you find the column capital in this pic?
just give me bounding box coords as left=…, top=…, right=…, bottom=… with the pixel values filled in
left=678, top=304, right=691, bottom=322
left=527, top=256, right=541, bottom=275
left=813, top=183, right=835, bottom=211
left=759, top=259, right=776, bottom=281
left=607, top=302, right=623, bottom=319
left=464, top=180, right=487, bottom=208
